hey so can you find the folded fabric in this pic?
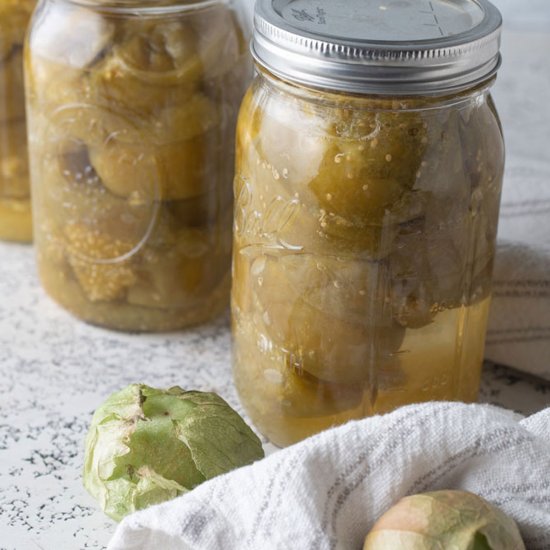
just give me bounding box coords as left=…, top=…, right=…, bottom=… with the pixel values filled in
left=486, top=155, right=550, bottom=381
left=108, top=402, right=550, bottom=550
left=485, top=17, right=550, bottom=380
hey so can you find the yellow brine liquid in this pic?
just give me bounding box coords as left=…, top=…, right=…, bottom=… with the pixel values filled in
left=234, top=258, right=491, bottom=448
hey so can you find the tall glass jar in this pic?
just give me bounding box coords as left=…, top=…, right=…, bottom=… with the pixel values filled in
left=233, top=0, right=505, bottom=446
left=25, top=0, right=250, bottom=331
left=0, top=1, right=36, bottom=242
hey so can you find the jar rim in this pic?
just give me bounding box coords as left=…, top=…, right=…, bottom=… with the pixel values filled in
left=256, top=63, right=496, bottom=111
left=59, top=0, right=228, bottom=16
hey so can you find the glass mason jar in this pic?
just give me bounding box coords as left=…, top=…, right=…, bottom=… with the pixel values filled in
left=25, top=0, right=250, bottom=331
left=233, top=0, right=505, bottom=446
left=0, top=1, right=36, bottom=242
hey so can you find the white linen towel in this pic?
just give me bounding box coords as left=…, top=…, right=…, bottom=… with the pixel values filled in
left=108, top=402, right=550, bottom=550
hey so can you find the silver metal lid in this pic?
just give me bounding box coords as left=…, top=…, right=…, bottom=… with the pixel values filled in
left=252, top=0, right=503, bottom=95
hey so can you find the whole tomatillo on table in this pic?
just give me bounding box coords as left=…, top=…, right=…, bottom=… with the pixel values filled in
left=83, top=384, right=264, bottom=521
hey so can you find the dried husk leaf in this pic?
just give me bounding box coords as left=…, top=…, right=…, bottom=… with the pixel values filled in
left=83, top=384, right=264, bottom=521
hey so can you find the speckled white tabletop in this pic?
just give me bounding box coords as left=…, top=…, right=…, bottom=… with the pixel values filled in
left=2, top=2, right=550, bottom=549
left=0, top=242, right=242, bottom=550
left=1, top=243, right=549, bottom=550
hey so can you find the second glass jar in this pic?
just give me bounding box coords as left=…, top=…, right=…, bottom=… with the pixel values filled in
left=25, top=0, right=250, bottom=331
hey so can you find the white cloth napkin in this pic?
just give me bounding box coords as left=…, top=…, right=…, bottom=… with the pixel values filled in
left=484, top=2, right=550, bottom=380
left=108, top=403, right=550, bottom=550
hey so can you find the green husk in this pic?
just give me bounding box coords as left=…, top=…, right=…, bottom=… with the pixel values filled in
left=83, top=384, right=264, bottom=521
